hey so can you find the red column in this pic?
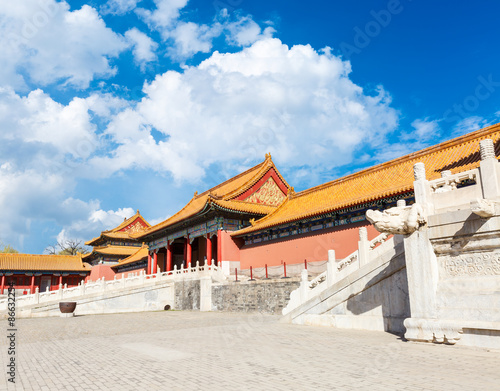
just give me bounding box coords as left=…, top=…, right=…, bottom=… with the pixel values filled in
left=217, top=229, right=222, bottom=267
left=153, top=252, right=158, bottom=274
left=186, top=238, right=192, bottom=267
left=30, top=275, right=35, bottom=294
left=147, top=254, right=152, bottom=274
left=166, top=244, right=172, bottom=271
left=0, top=275, right=4, bottom=295
left=183, top=239, right=187, bottom=267
left=206, top=235, right=212, bottom=266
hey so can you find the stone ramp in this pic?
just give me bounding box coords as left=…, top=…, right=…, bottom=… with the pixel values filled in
left=281, top=234, right=409, bottom=335
left=1, top=264, right=226, bottom=318
left=15, top=279, right=175, bottom=318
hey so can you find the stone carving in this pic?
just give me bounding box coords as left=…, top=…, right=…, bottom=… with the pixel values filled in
left=413, top=162, right=426, bottom=181
left=480, top=138, right=495, bottom=160
left=404, top=318, right=463, bottom=345
left=470, top=198, right=497, bottom=218
left=366, top=203, right=426, bottom=235
left=358, top=227, right=368, bottom=242
left=441, top=252, right=500, bottom=277
left=337, top=254, right=358, bottom=271
left=369, top=233, right=390, bottom=249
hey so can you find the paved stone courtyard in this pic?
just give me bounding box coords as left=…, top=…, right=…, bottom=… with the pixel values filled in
left=1, top=311, right=499, bottom=390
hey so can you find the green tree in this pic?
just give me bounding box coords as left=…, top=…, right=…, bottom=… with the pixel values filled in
left=0, top=244, right=19, bottom=253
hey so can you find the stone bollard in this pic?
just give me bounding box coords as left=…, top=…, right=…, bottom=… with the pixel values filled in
left=479, top=138, right=500, bottom=199
left=327, top=250, right=336, bottom=287
left=300, top=269, right=309, bottom=304
left=358, top=227, right=369, bottom=267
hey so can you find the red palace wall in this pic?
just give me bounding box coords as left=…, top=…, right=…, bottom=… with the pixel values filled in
left=237, top=222, right=379, bottom=269
left=87, top=264, right=117, bottom=281
left=220, top=230, right=243, bottom=264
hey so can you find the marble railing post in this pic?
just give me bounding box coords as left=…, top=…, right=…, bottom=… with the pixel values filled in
left=479, top=139, right=500, bottom=199
left=413, top=162, right=433, bottom=215
left=327, top=250, right=336, bottom=287
left=34, top=287, right=39, bottom=304
left=358, top=227, right=369, bottom=267
left=300, top=269, right=309, bottom=303
left=404, top=163, right=439, bottom=342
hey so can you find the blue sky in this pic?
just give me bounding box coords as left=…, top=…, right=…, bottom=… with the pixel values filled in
left=1, top=0, right=499, bottom=253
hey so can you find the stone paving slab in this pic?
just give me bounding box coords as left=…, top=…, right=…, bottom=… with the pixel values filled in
left=1, top=311, right=499, bottom=390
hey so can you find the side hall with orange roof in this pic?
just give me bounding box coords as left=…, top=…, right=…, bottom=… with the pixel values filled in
left=0, top=254, right=91, bottom=295
left=134, top=153, right=290, bottom=274
left=231, top=122, right=500, bottom=269
left=84, top=210, right=150, bottom=267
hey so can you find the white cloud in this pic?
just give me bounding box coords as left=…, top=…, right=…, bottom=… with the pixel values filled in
left=136, top=0, right=188, bottom=37
left=452, top=115, right=497, bottom=137
left=0, top=86, right=131, bottom=249
left=136, top=1, right=275, bottom=61
left=125, top=28, right=158, bottom=70
left=87, top=38, right=398, bottom=183
left=101, top=0, right=143, bottom=15
left=0, top=87, right=98, bottom=163
left=411, top=118, right=440, bottom=140
left=57, top=206, right=136, bottom=244
left=168, top=21, right=222, bottom=58
left=0, top=1, right=127, bottom=90
left=224, top=15, right=275, bottom=46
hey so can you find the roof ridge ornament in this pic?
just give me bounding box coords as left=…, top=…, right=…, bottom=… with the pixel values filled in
left=287, top=186, right=295, bottom=198
left=194, top=191, right=198, bottom=197
left=265, top=152, right=272, bottom=161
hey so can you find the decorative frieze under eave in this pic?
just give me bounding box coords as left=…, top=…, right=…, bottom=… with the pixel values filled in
left=238, top=192, right=415, bottom=245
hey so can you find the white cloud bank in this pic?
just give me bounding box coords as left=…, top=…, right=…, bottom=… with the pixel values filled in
left=89, top=38, right=399, bottom=182
left=0, top=0, right=127, bottom=90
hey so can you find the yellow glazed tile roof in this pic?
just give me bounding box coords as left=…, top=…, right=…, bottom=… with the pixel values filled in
left=85, top=210, right=150, bottom=246
left=82, top=245, right=140, bottom=258
left=136, top=155, right=288, bottom=237
left=0, top=254, right=91, bottom=272
left=111, top=246, right=149, bottom=269
left=234, top=122, right=500, bottom=236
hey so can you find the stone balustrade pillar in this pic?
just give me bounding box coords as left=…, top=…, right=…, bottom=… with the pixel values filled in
left=327, top=250, right=336, bottom=287
left=479, top=138, right=500, bottom=199
left=413, top=162, right=433, bottom=215
left=358, top=227, right=369, bottom=267
left=300, top=269, right=309, bottom=304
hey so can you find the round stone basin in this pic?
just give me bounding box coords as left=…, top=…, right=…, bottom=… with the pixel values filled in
left=59, top=302, right=77, bottom=314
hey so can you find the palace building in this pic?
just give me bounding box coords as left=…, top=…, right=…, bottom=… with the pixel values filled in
left=0, top=254, right=91, bottom=295
left=135, top=122, right=500, bottom=274
left=3, top=123, right=499, bottom=289
left=134, top=153, right=290, bottom=274
left=84, top=210, right=150, bottom=266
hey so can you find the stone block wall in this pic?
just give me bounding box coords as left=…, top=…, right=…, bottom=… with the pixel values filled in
left=175, top=280, right=200, bottom=310
left=212, top=278, right=300, bottom=314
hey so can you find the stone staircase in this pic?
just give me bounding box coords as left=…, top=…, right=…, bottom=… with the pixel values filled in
left=281, top=231, right=409, bottom=335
